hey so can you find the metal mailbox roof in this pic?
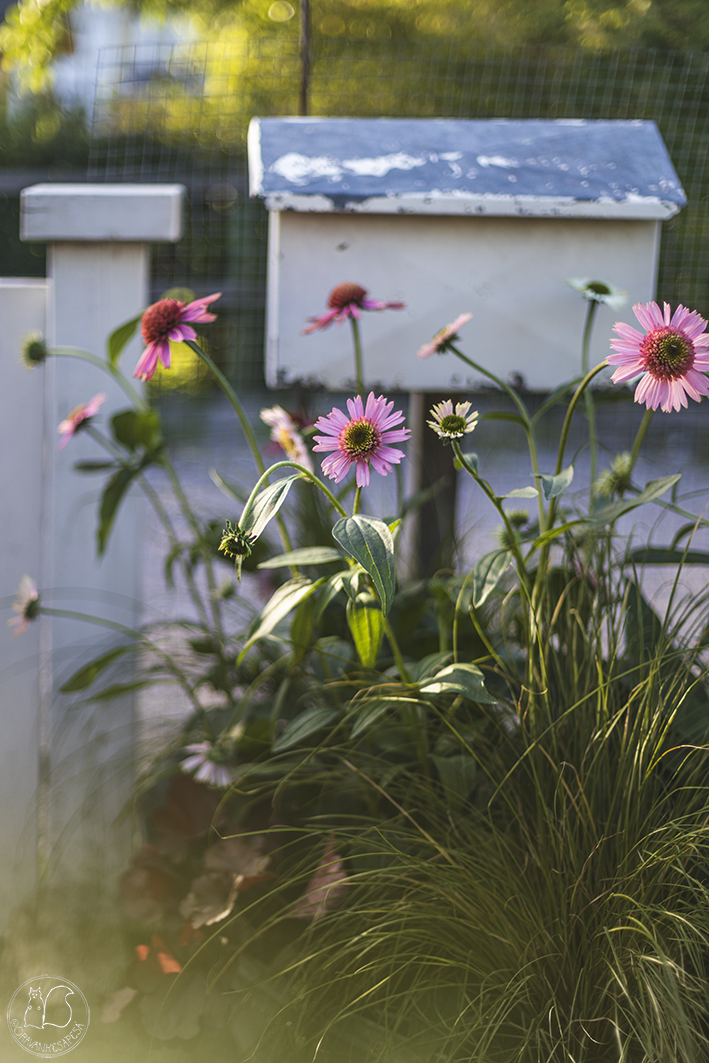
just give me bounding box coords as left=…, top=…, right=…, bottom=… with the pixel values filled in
left=248, top=116, right=685, bottom=220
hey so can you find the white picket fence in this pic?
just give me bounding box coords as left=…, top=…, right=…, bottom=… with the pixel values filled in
left=0, top=184, right=183, bottom=924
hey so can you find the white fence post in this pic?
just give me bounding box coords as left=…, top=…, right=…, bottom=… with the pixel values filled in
left=0, top=184, right=184, bottom=904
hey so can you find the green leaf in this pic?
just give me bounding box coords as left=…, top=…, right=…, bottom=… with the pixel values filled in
left=479, top=411, right=528, bottom=429
left=411, top=651, right=453, bottom=683
left=73, top=461, right=117, bottom=473
left=111, top=409, right=162, bottom=452
left=332, top=515, right=396, bottom=615
left=313, top=572, right=347, bottom=623
left=107, top=313, right=142, bottom=369
left=432, top=754, right=477, bottom=808
left=88, top=678, right=154, bottom=702
left=471, top=550, right=512, bottom=608
left=346, top=595, right=385, bottom=669
left=419, top=663, right=496, bottom=703
left=272, top=706, right=341, bottom=752
left=500, top=486, right=539, bottom=499
left=290, top=593, right=316, bottom=665
left=539, top=464, right=574, bottom=501
left=241, top=473, right=302, bottom=540
left=237, top=578, right=323, bottom=663
left=588, top=474, right=681, bottom=527
left=98, top=466, right=139, bottom=556
left=350, top=698, right=393, bottom=738
left=60, top=645, right=134, bottom=693
left=627, top=547, right=709, bottom=566
left=258, top=547, right=344, bottom=569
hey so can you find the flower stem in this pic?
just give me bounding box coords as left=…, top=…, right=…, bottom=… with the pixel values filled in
left=352, top=486, right=362, bottom=516
left=51, top=347, right=147, bottom=408
left=628, top=408, right=654, bottom=479
left=350, top=317, right=365, bottom=397
left=383, top=615, right=412, bottom=683
left=553, top=361, right=608, bottom=478
left=239, top=460, right=348, bottom=529
left=449, top=344, right=545, bottom=529
left=581, top=300, right=600, bottom=505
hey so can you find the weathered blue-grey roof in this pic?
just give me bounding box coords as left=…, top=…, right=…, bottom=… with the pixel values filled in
left=248, top=117, right=685, bottom=220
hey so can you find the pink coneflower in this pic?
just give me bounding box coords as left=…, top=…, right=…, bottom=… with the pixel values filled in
left=7, top=575, right=39, bottom=636
left=417, top=312, right=472, bottom=358
left=608, top=301, right=709, bottom=413
left=313, top=392, right=410, bottom=488
left=303, top=282, right=405, bottom=334
left=260, top=405, right=313, bottom=473
left=133, top=293, right=221, bottom=382
left=57, top=392, right=106, bottom=448
left=181, top=741, right=236, bottom=789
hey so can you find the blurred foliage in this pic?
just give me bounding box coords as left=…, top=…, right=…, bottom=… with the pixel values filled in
left=2, top=0, right=709, bottom=94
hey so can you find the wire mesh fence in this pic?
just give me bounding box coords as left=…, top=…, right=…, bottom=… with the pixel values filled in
left=88, top=37, right=709, bottom=391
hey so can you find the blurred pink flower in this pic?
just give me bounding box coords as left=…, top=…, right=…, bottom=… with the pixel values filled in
left=303, top=282, right=404, bottom=334
left=608, top=301, right=709, bottom=413
left=313, top=392, right=410, bottom=488
left=57, top=392, right=106, bottom=448
left=133, top=293, right=221, bottom=382
left=181, top=741, right=236, bottom=789
left=7, top=575, right=39, bottom=636
left=290, top=836, right=349, bottom=922
left=260, top=405, right=313, bottom=473
left=417, top=312, right=472, bottom=358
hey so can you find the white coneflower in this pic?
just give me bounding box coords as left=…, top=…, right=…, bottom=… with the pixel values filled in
left=427, top=399, right=479, bottom=442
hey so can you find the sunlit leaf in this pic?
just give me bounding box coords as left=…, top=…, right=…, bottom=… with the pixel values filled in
left=332, top=515, right=396, bottom=615
left=419, top=662, right=496, bottom=703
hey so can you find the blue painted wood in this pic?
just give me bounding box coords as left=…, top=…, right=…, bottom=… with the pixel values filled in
left=250, top=117, right=684, bottom=211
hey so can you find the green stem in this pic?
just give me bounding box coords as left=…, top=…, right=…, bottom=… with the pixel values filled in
left=449, top=344, right=545, bottom=529
left=350, top=317, right=365, bottom=397
left=581, top=301, right=600, bottom=505
left=627, top=408, right=654, bottom=481
left=452, top=441, right=531, bottom=597
left=184, top=339, right=292, bottom=552
left=553, top=361, right=608, bottom=478
left=239, top=460, right=348, bottom=527
left=51, top=347, right=147, bottom=408
left=39, top=606, right=204, bottom=715
left=184, top=340, right=264, bottom=476
left=352, top=486, right=362, bottom=516
left=383, top=616, right=412, bottom=683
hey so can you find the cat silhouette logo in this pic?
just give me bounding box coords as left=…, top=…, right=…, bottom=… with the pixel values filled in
left=7, top=976, right=89, bottom=1057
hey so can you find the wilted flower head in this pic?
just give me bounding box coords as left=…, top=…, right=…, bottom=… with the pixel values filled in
left=608, top=301, right=709, bottom=413
left=290, top=836, right=349, bottom=922
left=57, top=393, right=106, bottom=448
left=21, top=331, right=49, bottom=368
left=595, top=451, right=634, bottom=499
left=260, top=405, right=313, bottom=473
left=427, top=399, right=479, bottom=442
left=418, top=313, right=473, bottom=358
left=7, top=575, right=40, bottom=636
left=218, top=520, right=255, bottom=580
left=303, top=282, right=405, bottom=334
left=313, top=392, right=411, bottom=488
left=133, top=293, right=221, bottom=382
left=181, top=741, right=236, bottom=789
left=567, top=278, right=627, bottom=311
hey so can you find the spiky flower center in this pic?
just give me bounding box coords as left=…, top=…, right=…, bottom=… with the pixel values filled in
left=24, top=598, right=40, bottom=622
left=439, top=414, right=469, bottom=437
left=328, top=283, right=367, bottom=310
left=586, top=281, right=611, bottom=296
left=641, top=326, right=694, bottom=381
left=141, top=299, right=184, bottom=343
left=340, top=417, right=380, bottom=459
left=219, top=521, right=254, bottom=559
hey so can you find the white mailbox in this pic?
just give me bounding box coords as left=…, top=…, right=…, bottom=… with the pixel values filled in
left=248, top=117, right=685, bottom=391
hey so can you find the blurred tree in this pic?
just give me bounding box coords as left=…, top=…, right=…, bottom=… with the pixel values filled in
left=1, top=0, right=708, bottom=94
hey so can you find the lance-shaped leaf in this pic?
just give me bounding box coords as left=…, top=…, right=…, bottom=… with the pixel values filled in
left=107, top=313, right=142, bottom=369
left=500, top=486, right=539, bottom=499
left=349, top=698, right=394, bottom=739
left=346, top=595, right=384, bottom=669
left=258, top=547, right=344, bottom=569
left=471, top=550, right=512, bottom=609
left=98, top=465, right=140, bottom=556
left=60, top=644, right=135, bottom=693
left=332, top=515, right=396, bottom=615
left=419, top=663, right=496, bottom=703
left=240, top=473, right=302, bottom=540
left=272, top=706, right=342, bottom=752
left=587, top=474, right=681, bottom=528
left=539, top=464, right=574, bottom=501
left=237, top=578, right=323, bottom=663
left=628, top=547, right=709, bottom=566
